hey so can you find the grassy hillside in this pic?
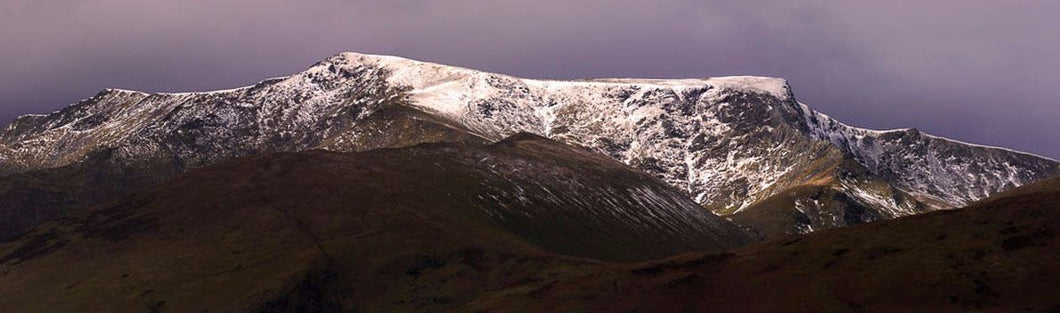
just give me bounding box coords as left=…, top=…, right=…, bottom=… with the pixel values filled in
left=0, top=134, right=751, bottom=312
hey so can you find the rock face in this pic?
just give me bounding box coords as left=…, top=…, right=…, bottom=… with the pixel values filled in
left=1, top=52, right=1056, bottom=238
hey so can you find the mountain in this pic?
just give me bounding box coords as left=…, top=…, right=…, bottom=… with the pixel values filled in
left=0, top=134, right=752, bottom=312
left=1, top=52, right=1056, bottom=237
left=1, top=135, right=1053, bottom=313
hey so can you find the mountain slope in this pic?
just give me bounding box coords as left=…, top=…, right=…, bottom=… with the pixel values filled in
left=1, top=52, right=1055, bottom=237
left=727, top=155, right=930, bottom=237
left=0, top=134, right=752, bottom=312
left=803, top=110, right=1058, bottom=207
left=0, top=93, right=485, bottom=240
left=0, top=147, right=181, bottom=240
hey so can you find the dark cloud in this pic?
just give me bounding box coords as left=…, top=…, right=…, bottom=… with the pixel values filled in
left=1, top=0, right=1057, bottom=157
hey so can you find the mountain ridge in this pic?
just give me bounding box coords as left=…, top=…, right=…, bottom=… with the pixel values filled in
left=9, top=51, right=1045, bottom=165
left=8, top=51, right=1052, bottom=160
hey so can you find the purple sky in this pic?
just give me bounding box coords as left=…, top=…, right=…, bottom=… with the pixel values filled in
left=2, top=0, right=1057, bottom=158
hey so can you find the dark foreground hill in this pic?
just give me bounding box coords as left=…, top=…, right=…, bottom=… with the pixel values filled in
left=1, top=136, right=1057, bottom=312
left=468, top=176, right=1060, bottom=312
left=0, top=134, right=752, bottom=312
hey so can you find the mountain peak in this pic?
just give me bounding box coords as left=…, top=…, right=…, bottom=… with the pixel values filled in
left=320, top=52, right=793, bottom=98
left=701, top=76, right=791, bottom=98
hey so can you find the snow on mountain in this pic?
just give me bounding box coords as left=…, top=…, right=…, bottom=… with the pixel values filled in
left=1, top=52, right=1056, bottom=236
left=799, top=104, right=1058, bottom=208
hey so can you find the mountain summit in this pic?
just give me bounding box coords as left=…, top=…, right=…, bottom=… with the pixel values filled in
left=1, top=52, right=1056, bottom=237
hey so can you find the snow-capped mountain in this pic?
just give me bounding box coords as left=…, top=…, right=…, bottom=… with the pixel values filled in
left=1, top=52, right=1056, bottom=237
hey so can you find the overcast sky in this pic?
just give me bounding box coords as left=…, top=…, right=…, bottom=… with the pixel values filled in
left=1, top=0, right=1057, bottom=157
